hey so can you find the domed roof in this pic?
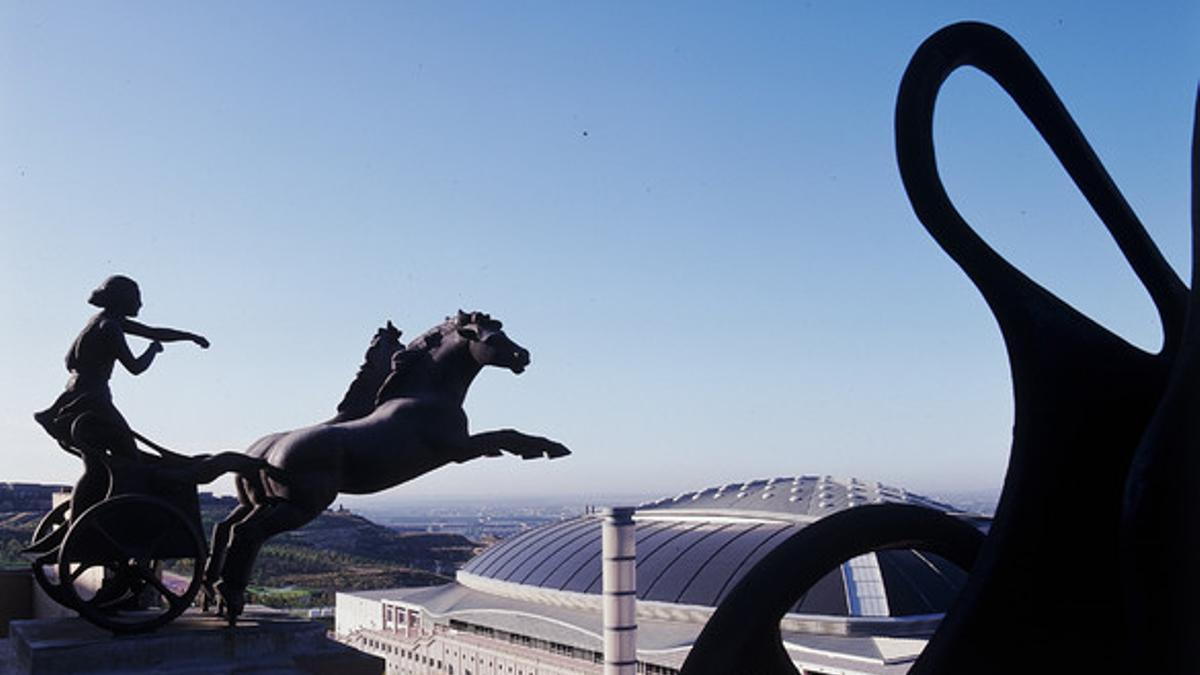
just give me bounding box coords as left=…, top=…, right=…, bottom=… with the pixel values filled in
left=459, top=475, right=981, bottom=621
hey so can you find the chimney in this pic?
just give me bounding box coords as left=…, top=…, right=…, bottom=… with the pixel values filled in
left=602, top=507, right=637, bottom=675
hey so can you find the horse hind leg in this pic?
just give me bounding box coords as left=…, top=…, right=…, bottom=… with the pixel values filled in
left=203, top=476, right=255, bottom=613
left=215, top=500, right=317, bottom=625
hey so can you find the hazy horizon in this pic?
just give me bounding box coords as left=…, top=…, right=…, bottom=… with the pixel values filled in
left=2, top=476, right=1003, bottom=518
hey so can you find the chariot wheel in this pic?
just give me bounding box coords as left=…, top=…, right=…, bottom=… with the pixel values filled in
left=32, top=500, right=71, bottom=544
left=29, top=501, right=72, bottom=607
left=57, top=495, right=206, bottom=634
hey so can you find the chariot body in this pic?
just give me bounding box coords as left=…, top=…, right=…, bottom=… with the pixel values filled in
left=24, top=432, right=266, bottom=634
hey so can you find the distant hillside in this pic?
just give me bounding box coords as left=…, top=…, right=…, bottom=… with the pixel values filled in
left=2, top=483, right=482, bottom=608
left=0, top=483, right=70, bottom=513
left=267, top=509, right=478, bottom=571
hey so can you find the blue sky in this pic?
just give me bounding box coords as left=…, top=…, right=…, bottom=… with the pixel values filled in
left=2, top=2, right=1197, bottom=504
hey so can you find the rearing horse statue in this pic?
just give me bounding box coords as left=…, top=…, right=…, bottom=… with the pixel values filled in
left=204, top=310, right=571, bottom=622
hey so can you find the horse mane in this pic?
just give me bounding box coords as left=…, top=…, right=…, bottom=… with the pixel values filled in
left=373, top=310, right=501, bottom=406
left=404, top=311, right=501, bottom=349
left=329, top=321, right=402, bottom=423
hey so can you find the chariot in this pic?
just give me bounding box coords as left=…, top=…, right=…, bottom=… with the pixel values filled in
left=25, top=433, right=266, bottom=634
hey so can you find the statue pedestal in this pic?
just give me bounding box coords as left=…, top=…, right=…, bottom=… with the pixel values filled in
left=8, top=606, right=382, bottom=674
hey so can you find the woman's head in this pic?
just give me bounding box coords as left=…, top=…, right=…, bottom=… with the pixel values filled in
left=88, top=275, right=142, bottom=316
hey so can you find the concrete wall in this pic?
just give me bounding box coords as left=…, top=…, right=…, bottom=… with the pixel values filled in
left=0, top=568, right=33, bottom=637
left=337, top=592, right=384, bottom=636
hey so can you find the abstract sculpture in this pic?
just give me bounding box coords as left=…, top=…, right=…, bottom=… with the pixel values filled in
left=1120, top=79, right=1200, bottom=675
left=683, top=21, right=1199, bottom=674
left=681, top=505, right=984, bottom=673
left=896, top=22, right=1188, bottom=675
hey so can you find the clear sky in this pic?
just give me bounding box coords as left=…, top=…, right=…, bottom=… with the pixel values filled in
left=2, top=2, right=1197, bottom=506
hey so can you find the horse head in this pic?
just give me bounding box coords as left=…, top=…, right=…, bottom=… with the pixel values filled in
left=453, top=310, right=530, bottom=374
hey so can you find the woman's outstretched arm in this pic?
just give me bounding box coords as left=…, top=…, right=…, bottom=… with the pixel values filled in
left=122, top=319, right=209, bottom=348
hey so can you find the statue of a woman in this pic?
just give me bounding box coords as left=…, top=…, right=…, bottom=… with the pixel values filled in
left=34, top=275, right=209, bottom=459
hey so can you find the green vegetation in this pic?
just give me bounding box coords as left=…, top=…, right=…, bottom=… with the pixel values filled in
left=0, top=512, right=43, bottom=569
left=247, top=585, right=315, bottom=609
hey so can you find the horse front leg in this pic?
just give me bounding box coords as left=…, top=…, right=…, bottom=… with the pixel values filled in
left=462, top=429, right=571, bottom=461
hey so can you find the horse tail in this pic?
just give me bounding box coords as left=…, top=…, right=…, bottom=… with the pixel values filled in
left=237, top=432, right=291, bottom=504
left=233, top=463, right=274, bottom=507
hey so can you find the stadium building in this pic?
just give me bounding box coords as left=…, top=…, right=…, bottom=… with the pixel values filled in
left=335, top=475, right=988, bottom=675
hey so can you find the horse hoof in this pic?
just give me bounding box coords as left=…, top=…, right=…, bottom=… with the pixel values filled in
left=200, top=580, right=215, bottom=611
left=214, top=581, right=245, bottom=625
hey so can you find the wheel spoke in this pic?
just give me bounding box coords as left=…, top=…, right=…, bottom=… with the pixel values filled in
left=130, top=564, right=181, bottom=607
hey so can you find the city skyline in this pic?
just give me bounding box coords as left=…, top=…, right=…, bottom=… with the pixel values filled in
left=2, top=3, right=1197, bottom=500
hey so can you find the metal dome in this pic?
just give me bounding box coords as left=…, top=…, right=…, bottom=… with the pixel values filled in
left=458, top=476, right=980, bottom=622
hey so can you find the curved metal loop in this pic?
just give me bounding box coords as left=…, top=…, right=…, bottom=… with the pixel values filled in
left=895, top=21, right=1187, bottom=354
left=680, top=505, right=984, bottom=675
left=894, top=22, right=1188, bottom=674
left=1119, top=91, right=1200, bottom=672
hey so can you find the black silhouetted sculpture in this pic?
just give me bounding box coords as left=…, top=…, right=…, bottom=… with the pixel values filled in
left=35, top=275, right=209, bottom=459
left=684, top=22, right=1198, bottom=675
left=1120, top=93, right=1200, bottom=674
left=895, top=23, right=1187, bottom=675
left=204, top=311, right=571, bottom=623
left=27, top=276, right=271, bottom=633
left=681, top=505, right=984, bottom=674
left=32, top=275, right=216, bottom=525
left=324, top=320, right=403, bottom=424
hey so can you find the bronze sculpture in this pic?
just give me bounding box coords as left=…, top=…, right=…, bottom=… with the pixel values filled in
left=26, top=276, right=271, bottom=633
left=204, top=310, right=571, bottom=623
left=35, top=275, right=209, bottom=460
left=324, top=320, right=403, bottom=425
left=28, top=300, right=570, bottom=632
left=684, top=22, right=1198, bottom=674
left=31, top=274, right=218, bottom=527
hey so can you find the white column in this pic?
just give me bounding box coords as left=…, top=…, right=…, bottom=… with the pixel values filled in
left=602, top=506, right=637, bottom=675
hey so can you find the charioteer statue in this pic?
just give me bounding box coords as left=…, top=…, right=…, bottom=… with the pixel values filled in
left=26, top=278, right=572, bottom=633
left=26, top=276, right=274, bottom=633
left=35, top=276, right=214, bottom=512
